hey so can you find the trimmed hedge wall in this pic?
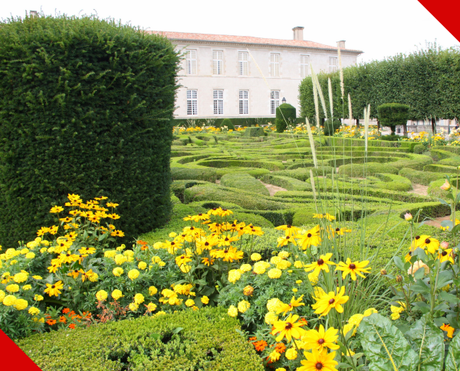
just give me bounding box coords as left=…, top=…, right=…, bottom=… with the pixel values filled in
left=0, top=15, right=179, bottom=245
left=16, top=307, right=264, bottom=371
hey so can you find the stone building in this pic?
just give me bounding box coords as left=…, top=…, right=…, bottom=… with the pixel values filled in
left=151, top=27, right=362, bottom=119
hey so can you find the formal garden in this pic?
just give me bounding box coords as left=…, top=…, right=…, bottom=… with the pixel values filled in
left=1, top=14, right=460, bottom=371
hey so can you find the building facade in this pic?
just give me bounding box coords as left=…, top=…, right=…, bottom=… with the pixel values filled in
left=151, top=27, right=362, bottom=119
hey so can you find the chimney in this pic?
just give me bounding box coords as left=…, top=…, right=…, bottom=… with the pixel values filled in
left=337, top=40, right=346, bottom=49
left=29, top=10, right=38, bottom=17
left=293, top=27, right=304, bottom=41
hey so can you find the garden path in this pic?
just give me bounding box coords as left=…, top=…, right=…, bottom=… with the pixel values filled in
left=408, top=183, right=428, bottom=196
left=259, top=181, right=287, bottom=196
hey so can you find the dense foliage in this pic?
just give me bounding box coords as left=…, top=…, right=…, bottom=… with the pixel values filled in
left=0, top=15, right=180, bottom=246
left=299, top=46, right=460, bottom=127
left=377, top=103, right=410, bottom=134
left=276, top=103, right=296, bottom=133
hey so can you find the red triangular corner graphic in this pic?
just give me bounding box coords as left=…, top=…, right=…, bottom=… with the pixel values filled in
left=0, top=330, right=42, bottom=370
left=418, top=0, right=460, bottom=42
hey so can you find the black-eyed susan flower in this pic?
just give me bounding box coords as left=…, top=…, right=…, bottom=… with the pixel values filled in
left=301, top=325, right=340, bottom=352
left=438, top=248, right=455, bottom=264
left=335, top=258, right=370, bottom=280
left=440, top=323, right=455, bottom=338
left=276, top=224, right=302, bottom=236
left=297, top=349, right=338, bottom=371
left=277, top=235, right=297, bottom=247
left=311, top=286, right=349, bottom=317
left=44, top=281, right=64, bottom=297
left=271, top=313, right=307, bottom=342
left=276, top=295, right=305, bottom=315
left=296, top=225, right=321, bottom=250
left=304, top=253, right=335, bottom=276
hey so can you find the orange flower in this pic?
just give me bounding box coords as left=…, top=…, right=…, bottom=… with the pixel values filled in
left=59, top=316, right=67, bottom=323
left=253, top=340, right=268, bottom=352
left=68, top=323, right=76, bottom=329
left=275, top=342, right=286, bottom=354
left=46, top=319, right=56, bottom=325
left=62, top=308, right=70, bottom=314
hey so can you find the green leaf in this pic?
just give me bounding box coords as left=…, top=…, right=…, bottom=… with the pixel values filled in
left=411, top=279, right=431, bottom=296
left=413, top=301, right=431, bottom=314
left=436, top=271, right=453, bottom=290
left=406, top=315, right=444, bottom=371
left=439, top=291, right=460, bottom=305
left=394, top=256, right=405, bottom=270
left=358, top=313, right=418, bottom=371
left=445, top=330, right=460, bottom=371
left=438, top=198, right=450, bottom=206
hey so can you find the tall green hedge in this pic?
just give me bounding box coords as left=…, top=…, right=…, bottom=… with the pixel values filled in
left=299, top=46, right=460, bottom=129
left=377, top=103, right=410, bottom=134
left=0, top=15, right=180, bottom=246
left=275, top=103, right=296, bottom=132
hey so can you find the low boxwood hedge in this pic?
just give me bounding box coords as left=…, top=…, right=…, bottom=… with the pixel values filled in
left=220, top=173, right=270, bottom=196
left=16, top=307, right=264, bottom=371
left=260, top=174, right=309, bottom=192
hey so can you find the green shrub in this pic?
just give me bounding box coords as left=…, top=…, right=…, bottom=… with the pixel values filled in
left=221, top=118, right=235, bottom=130
left=275, top=103, right=296, bottom=133
left=380, top=134, right=402, bottom=141
left=16, top=307, right=264, bottom=371
left=377, top=103, right=410, bottom=135
left=338, top=162, right=399, bottom=176
left=220, top=173, right=269, bottom=196
left=373, top=173, right=412, bottom=191
left=323, top=119, right=342, bottom=136
left=243, top=127, right=265, bottom=137
left=413, top=144, right=426, bottom=154
left=260, top=174, right=309, bottom=192
left=0, top=15, right=179, bottom=246
left=398, top=168, right=446, bottom=186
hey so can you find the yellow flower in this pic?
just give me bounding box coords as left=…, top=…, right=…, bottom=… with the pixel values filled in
left=265, top=311, right=278, bottom=325
left=301, top=325, right=340, bottom=351
left=228, top=269, right=242, bottom=284
left=268, top=268, right=282, bottom=279
left=145, top=302, right=157, bottom=312
left=285, top=347, right=298, bottom=360
left=185, top=299, right=195, bottom=307
left=113, top=267, right=124, bottom=277
left=441, top=180, right=451, bottom=191
left=0, top=290, right=5, bottom=302
left=298, top=349, right=338, bottom=371
left=237, top=300, right=250, bottom=313
left=6, top=284, right=19, bottom=293
left=250, top=253, right=261, bottom=261
left=14, top=299, right=28, bottom=311
left=128, top=269, right=140, bottom=281
left=3, top=295, right=17, bottom=306
left=240, top=263, right=252, bottom=273
left=304, top=253, right=335, bottom=276
left=138, top=261, right=147, bottom=270
left=129, top=302, right=139, bottom=311
left=311, top=286, right=349, bottom=317
left=335, top=259, right=370, bottom=280
left=96, top=290, right=108, bottom=301
left=28, top=307, right=40, bottom=315
left=271, top=313, right=307, bottom=342
left=25, top=252, right=35, bottom=259
left=269, top=350, right=281, bottom=362
left=149, top=286, right=158, bottom=296
left=440, top=323, right=455, bottom=338
left=114, top=254, right=127, bottom=265
left=111, top=289, right=123, bottom=300
left=34, top=294, right=44, bottom=301
left=267, top=298, right=283, bottom=313
left=22, top=285, right=32, bottom=291
left=228, top=305, right=238, bottom=317
left=44, top=281, right=64, bottom=297
left=296, top=225, right=321, bottom=250
left=134, top=293, right=145, bottom=304
left=201, top=296, right=209, bottom=305
left=253, top=261, right=271, bottom=275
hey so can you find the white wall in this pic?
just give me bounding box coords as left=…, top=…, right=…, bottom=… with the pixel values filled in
left=173, top=41, right=359, bottom=119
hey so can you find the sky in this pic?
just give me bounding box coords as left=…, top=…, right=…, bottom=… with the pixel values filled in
left=2, top=1, right=459, bottom=63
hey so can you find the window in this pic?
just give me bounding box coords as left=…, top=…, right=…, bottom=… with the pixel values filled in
left=213, top=90, right=224, bottom=115
left=238, top=51, right=248, bottom=76
left=329, top=57, right=338, bottom=72
left=301, top=55, right=310, bottom=78
left=213, top=50, right=223, bottom=75
left=239, top=90, right=249, bottom=114
left=270, top=91, right=280, bottom=114
left=187, top=90, right=198, bottom=115
left=270, top=53, right=280, bottom=77
left=185, top=50, right=197, bottom=75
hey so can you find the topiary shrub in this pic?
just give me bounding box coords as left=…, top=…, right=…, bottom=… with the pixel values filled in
left=221, top=118, right=235, bottom=130
left=0, top=15, right=180, bottom=246
left=243, top=127, right=265, bottom=137
left=275, top=103, right=296, bottom=133
left=323, top=119, right=342, bottom=136
left=413, top=144, right=426, bottom=154
left=377, top=103, right=410, bottom=135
